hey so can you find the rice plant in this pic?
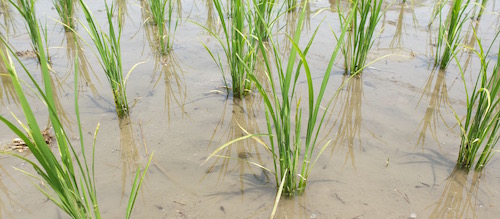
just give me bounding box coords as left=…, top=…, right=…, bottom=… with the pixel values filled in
left=0, top=22, right=152, bottom=219
left=476, top=0, right=488, bottom=20
left=0, top=40, right=19, bottom=107
left=254, top=0, right=275, bottom=41
left=78, top=0, right=131, bottom=118
left=251, top=0, right=354, bottom=196
left=339, top=0, right=384, bottom=75
left=454, top=34, right=500, bottom=171
left=207, top=0, right=354, bottom=197
left=200, top=0, right=257, bottom=98
left=52, top=0, right=75, bottom=31
left=145, top=0, right=177, bottom=54
left=8, top=0, right=48, bottom=62
left=433, top=0, right=472, bottom=69
left=286, top=0, right=297, bottom=11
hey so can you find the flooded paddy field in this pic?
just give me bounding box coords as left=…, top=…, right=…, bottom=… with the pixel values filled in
left=0, top=0, right=499, bottom=218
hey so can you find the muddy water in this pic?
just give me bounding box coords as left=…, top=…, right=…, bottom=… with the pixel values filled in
left=1, top=0, right=500, bottom=218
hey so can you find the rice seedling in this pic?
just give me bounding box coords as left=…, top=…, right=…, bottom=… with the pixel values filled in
left=52, top=0, right=75, bottom=31
left=251, top=0, right=354, bottom=196
left=0, top=40, right=19, bottom=107
left=0, top=21, right=152, bottom=218
left=476, top=0, right=488, bottom=21
left=207, top=0, right=354, bottom=197
left=254, top=0, right=276, bottom=41
left=286, top=0, right=297, bottom=11
left=8, top=0, right=48, bottom=62
left=145, top=0, right=177, bottom=54
left=78, top=0, right=133, bottom=118
left=433, top=0, right=472, bottom=69
left=339, top=0, right=384, bottom=75
left=453, top=33, right=500, bottom=171
left=200, top=0, right=257, bottom=98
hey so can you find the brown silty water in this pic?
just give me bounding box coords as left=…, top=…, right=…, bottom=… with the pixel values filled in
left=0, top=0, right=499, bottom=218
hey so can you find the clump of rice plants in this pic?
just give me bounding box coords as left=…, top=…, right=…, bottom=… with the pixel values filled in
left=339, top=0, right=384, bottom=75
left=52, top=0, right=75, bottom=31
left=0, top=22, right=152, bottom=219
left=200, top=0, right=257, bottom=98
left=249, top=0, right=353, bottom=197
left=78, top=0, right=131, bottom=117
left=454, top=34, right=500, bottom=171
left=433, top=0, right=472, bottom=69
left=207, top=0, right=353, bottom=197
left=145, top=0, right=177, bottom=54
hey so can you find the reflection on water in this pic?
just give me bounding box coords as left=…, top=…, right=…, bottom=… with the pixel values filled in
left=429, top=168, right=485, bottom=218
left=205, top=97, right=268, bottom=196
left=389, top=2, right=418, bottom=48
left=204, top=0, right=217, bottom=33
left=151, top=52, right=187, bottom=121
left=118, top=117, right=140, bottom=202
left=279, top=10, right=298, bottom=52
left=328, top=75, right=363, bottom=169
left=415, top=69, right=451, bottom=149
left=461, top=19, right=481, bottom=73
left=0, top=164, right=26, bottom=218
left=47, top=65, right=74, bottom=129
left=0, top=1, right=17, bottom=35
left=115, top=0, right=127, bottom=26
left=64, top=32, right=99, bottom=97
